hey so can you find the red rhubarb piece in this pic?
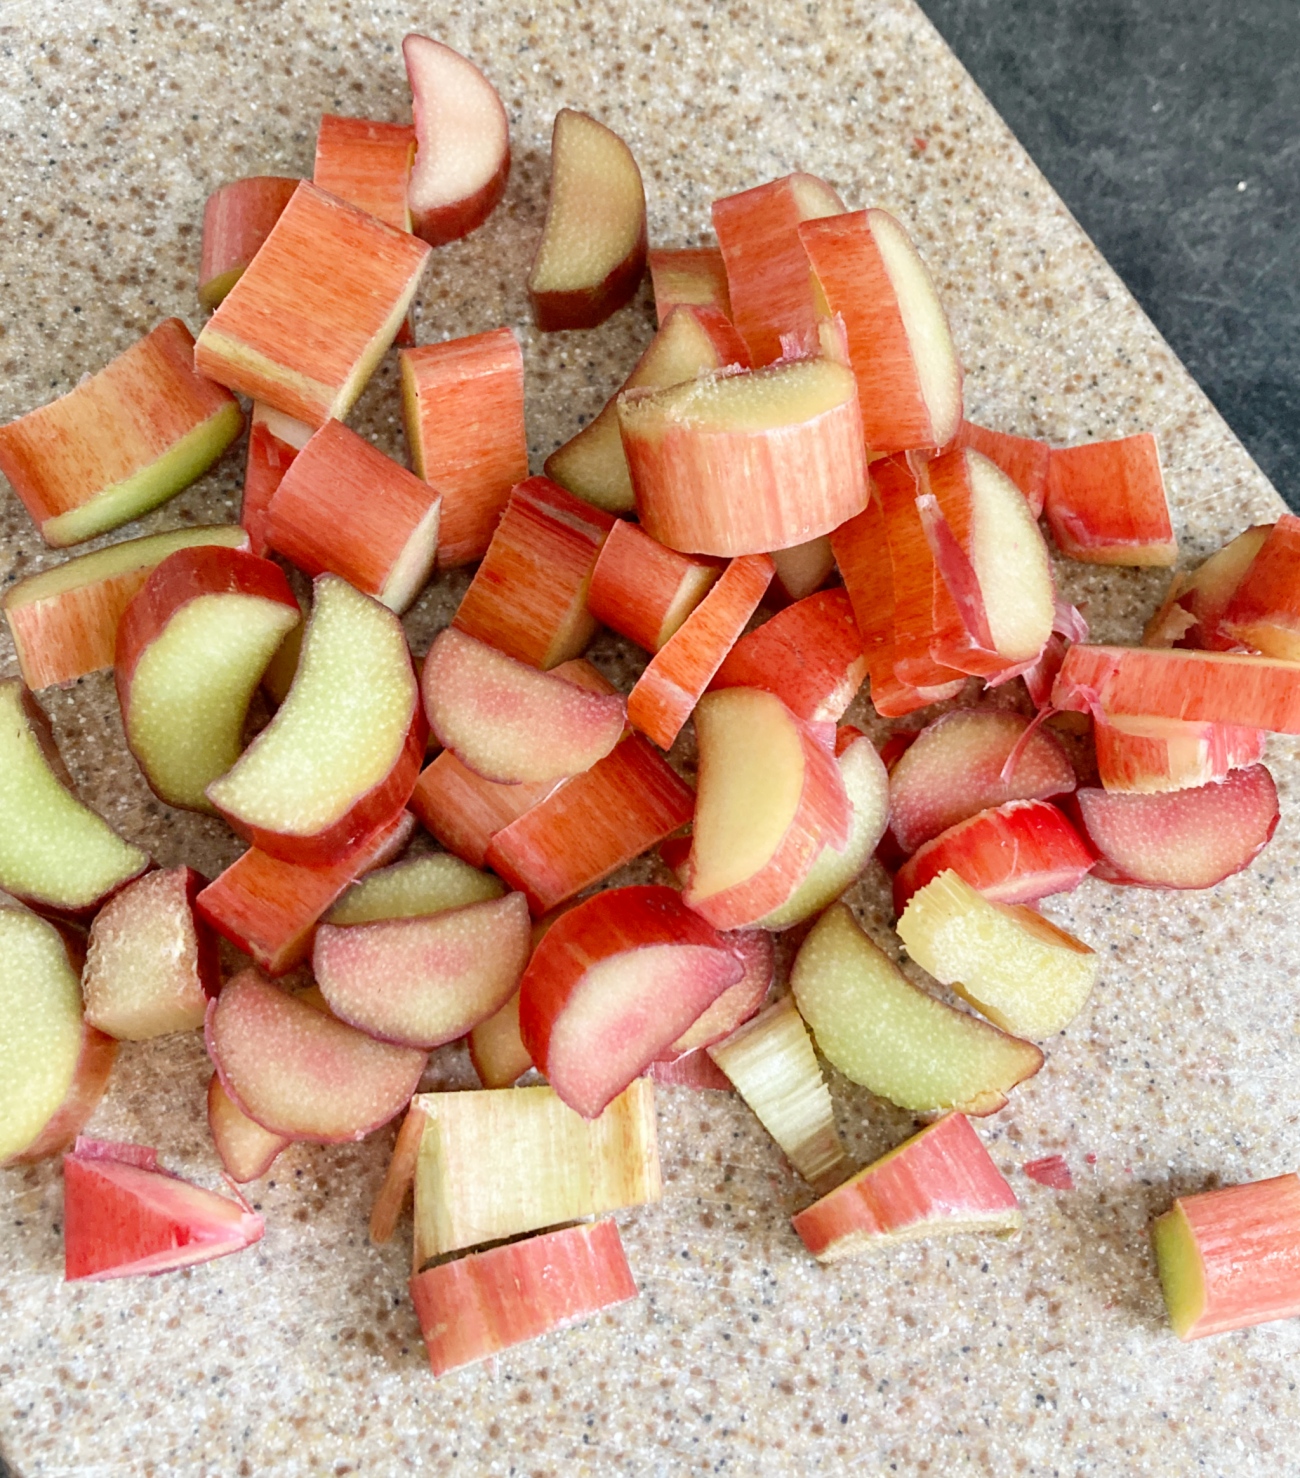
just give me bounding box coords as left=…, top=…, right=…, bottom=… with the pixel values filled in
left=951, top=421, right=1050, bottom=518
left=207, top=1074, right=291, bottom=1184
left=198, top=176, right=298, bottom=309
left=1145, top=525, right=1272, bottom=651
left=1022, top=1154, right=1075, bottom=1191
left=660, top=929, right=774, bottom=1058
left=586, top=518, right=723, bottom=653
left=410, top=752, right=559, bottom=868
left=241, top=404, right=309, bottom=558
left=1044, top=432, right=1176, bottom=566
left=1219, top=513, right=1300, bottom=660
left=1093, top=716, right=1266, bottom=793
left=369, top=1099, right=428, bottom=1244
left=648, top=247, right=732, bottom=323
left=313, top=115, right=415, bottom=231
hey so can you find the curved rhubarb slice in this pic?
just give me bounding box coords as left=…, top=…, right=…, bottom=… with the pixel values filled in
left=800, top=208, right=963, bottom=452
left=410, top=1218, right=637, bottom=1376
left=198, top=176, right=299, bottom=309
left=1219, top=513, right=1300, bottom=659
left=648, top=247, right=731, bottom=323
left=206, top=574, right=425, bottom=864
left=888, top=709, right=1076, bottom=856
left=422, top=628, right=625, bottom=785
left=116, top=546, right=301, bottom=812
left=898, top=870, right=1099, bottom=1039
left=206, top=968, right=426, bottom=1142
left=0, top=318, right=243, bottom=547
left=683, top=688, right=851, bottom=930
left=546, top=304, right=750, bottom=515
left=1073, top=766, right=1279, bottom=889
left=660, top=929, right=774, bottom=1058
left=527, top=109, right=647, bottom=331
left=0, top=904, right=116, bottom=1166
left=758, top=727, right=890, bottom=929
left=791, top=902, right=1044, bottom=1117
left=0, top=680, right=149, bottom=914
left=586, top=518, right=723, bottom=652
left=1044, top=433, right=1176, bottom=567
left=619, top=357, right=868, bottom=557
left=313, top=892, right=531, bottom=1049
left=518, top=885, right=744, bottom=1119
left=326, top=853, right=504, bottom=926
left=792, top=1114, right=1021, bottom=1263
left=3, top=524, right=249, bottom=691
left=1093, top=715, right=1266, bottom=794
left=63, top=1139, right=265, bottom=1281
left=894, top=800, right=1095, bottom=912
left=468, top=990, right=533, bottom=1089
left=207, top=1073, right=291, bottom=1183
left=403, top=34, right=510, bottom=246
left=83, top=867, right=218, bottom=1041
left=1145, top=526, right=1272, bottom=650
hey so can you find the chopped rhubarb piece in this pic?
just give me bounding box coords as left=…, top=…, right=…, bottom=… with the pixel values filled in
left=769, top=535, right=836, bottom=604
left=410, top=751, right=559, bottom=868
left=888, top=709, right=1076, bottom=856
left=1044, top=432, right=1176, bottom=566
left=1153, top=1173, right=1300, bottom=1340
left=710, top=172, right=846, bottom=366
left=453, top=475, right=616, bottom=669
left=0, top=318, right=243, bottom=548
left=1022, top=1154, right=1074, bottom=1191
left=684, top=688, right=851, bottom=930
left=325, top=852, right=504, bottom=926
left=195, top=181, right=431, bottom=428
left=648, top=247, right=732, bottom=323
left=1052, top=644, right=1300, bottom=733
left=0, top=902, right=116, bottom=1166
left=400, top=329, right=528, bottom=567
left=207, top=574, right=426, bottom=864
left=528, top=109, right=647, bottom=331
left=894, top=800, right=1095, bottom=912
left=710, top=587, right=867, bottom=723
left=951, top=421, right=1050, bottom=519
left=792, top=1114, right=1021, bottom=1262
left=313, top=115, right=415, bottom=231
left=403, top=34, right=510, bottom=247
left=793, top=903, right=1043, bottom=1116
left=519, top=886, right=743, bottom=1119
left=662, top=929, right=775, bottom=1057
left=241, top=404, right=309, bottom=558
left=411, top=1218, right=637, bottom=1376
left=547, top=304, right=750, bottom=515
left=2, top=524, right=249, bottom=691
left=708, top=996, right=851, bottom=1194
left=486, top=732, right=694, bottom=913
left=1073, top=765, right=1279, bottom=889
left=207, top=968, right=426, bottom=1142
left=83, top=868, right=217, bottom=1041
left=627, top=553, right=775, bottom=749
left=198, top=176, right=298, bottom=309
left=1218, top=513, right=1300, bottom=659
left=1093, top=715, right=1266, bottom=793
left=800, top=208, right=963, bottom=452
left=649, top=1052, right=734, bottom=1091
left=898, top=870, right=1099, bottom=1038
left=0, top=680, right=149, bottom=914
left=422, top=628, right=624, bottom=785
left=758, top=727, right=890, bottom=929
left=369, top=1098, right=428, bottom=1244
left=313, top=892, right=531, bottom=1049
left=468, top=989, right=533, bottom=1089
left=207, top=1073, right=290, bottom=1184
left=412, top=1081, right=661, bottom=1262
left=115, top=546, right=301, bottom=811
left=586, top=519, right=723, bottom=652
left=266, top=420, right=441, bottom=614
left=620, top=357, right=868, bottom=557
left=63, top=1143, right=264, bottom=1281
left=1145, top=526, right=1272, bottom=650
left=196, top=808, right=414, bottom=976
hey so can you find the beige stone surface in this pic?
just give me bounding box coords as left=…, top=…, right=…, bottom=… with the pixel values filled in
left=1, top=1, right=1297, bottom=1474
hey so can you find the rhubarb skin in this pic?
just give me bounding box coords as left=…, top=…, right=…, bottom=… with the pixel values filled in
left=0, top=318, right=243, bottom=548
left=242, top=405, right=308, bottom=558
left=649, top=1051, right=734, bottom=1091
left=951, top=421, right=1050, bottom=519
left=207, top=1073, right=291, bottom=1184
left=266, top=419, right=442, bottom=614
left=486, top=733, right=696, bottom=914
left=1219, top=513, right=1300, bottom=660
left=400, top=329, right=528, bottom=568
left=369, top=1099, right=429, bottom=1243
left=313, top=115, right=415, bottom=231
left=894, top=800, right=1095, bottom=912
left=586, top=518, right=723, bottom=653
left=627, top=553, right=775, bottom=749
left=410, top=1219, right=637, bottom=1376
left=1153, top=1173, right=1300, bottom=1340
left=709, top=587, right=867, bottom=723
left=453, top=476, right=616, bottom=669
left=710, top=172, right=846, bottom=366
left=1044, top=433, right=1177, bottom=566
left=648, top=247, right=732, bottom=323
left=3, top=524, right=249, bottom=691
left=800, top=208, right=964, bottom=452
left=195, top=181, right=431, bottom=428
left=1093, top=716, right=1266, bottom=794
left=198, top=176, right=299, bottom=309
left=792, top=1114, right=1021, bottom=1263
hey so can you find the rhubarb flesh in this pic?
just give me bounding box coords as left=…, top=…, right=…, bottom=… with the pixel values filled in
left=951, top=421, right=1050, bottom=519
left=770, top=535, right=836, bottom=604
left=207, top=1073, right=290, bottom=1183
left=325, top=853, right=504, bottom=926
left=661, top=928, right=774, bottom=1057
left=648, top=247, right=732, bottom=322
left=468, top=989, right=533, bottom=1089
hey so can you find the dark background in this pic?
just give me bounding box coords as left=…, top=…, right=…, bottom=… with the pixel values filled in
left=919, top=0, right=1299, bottom=512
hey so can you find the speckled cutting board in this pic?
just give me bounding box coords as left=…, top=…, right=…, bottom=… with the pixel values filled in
left=1, top=1, right=1297, bottom=1474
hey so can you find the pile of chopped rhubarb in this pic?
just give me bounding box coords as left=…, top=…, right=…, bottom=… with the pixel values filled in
left=2, top=31, right=1298, bottom=1370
